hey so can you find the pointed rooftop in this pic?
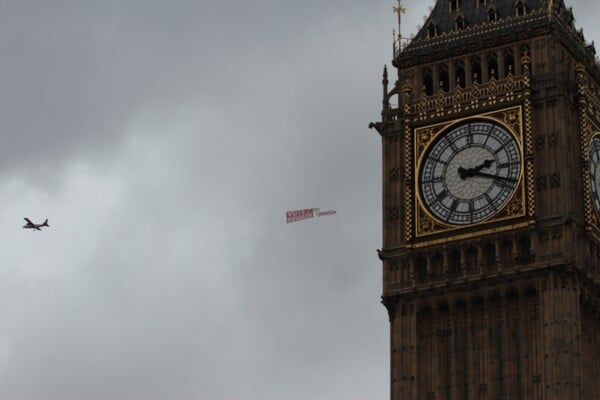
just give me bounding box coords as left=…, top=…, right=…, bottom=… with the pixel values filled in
left=396, top=0, right=597, bottom=69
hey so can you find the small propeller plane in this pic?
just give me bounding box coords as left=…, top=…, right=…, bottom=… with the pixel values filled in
left=23, top=218, right=49, bottom=231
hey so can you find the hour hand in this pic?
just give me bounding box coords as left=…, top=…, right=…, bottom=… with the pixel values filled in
left=458, top=159, right=495, bottom=179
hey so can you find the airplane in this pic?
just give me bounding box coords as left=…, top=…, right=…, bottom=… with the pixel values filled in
left=23, top=218, right=49, bottom=231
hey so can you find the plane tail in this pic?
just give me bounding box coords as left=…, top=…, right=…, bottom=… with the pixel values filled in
left=42, top=219, right=49, bottom=227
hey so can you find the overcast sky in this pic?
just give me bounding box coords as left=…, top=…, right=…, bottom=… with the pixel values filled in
left=0, top=1, right=598, bottom=399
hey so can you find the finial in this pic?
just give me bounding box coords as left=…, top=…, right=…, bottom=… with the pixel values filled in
left=393, top=0, right=406, bottom=50
left=382, top=64, right=389, bottom=103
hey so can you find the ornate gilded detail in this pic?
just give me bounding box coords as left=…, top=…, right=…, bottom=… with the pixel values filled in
left=522, top=73, right=535, bottom=218
left=578, top=63, right=600, bottom=232
left=411, top=105, right=530, bottom=242
left=404, top=123, right=413, bottom=242
left=406, top=76, right=526, bottom=121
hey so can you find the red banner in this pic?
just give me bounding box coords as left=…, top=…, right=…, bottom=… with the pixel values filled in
left=286, top=208, right=316, bottom=223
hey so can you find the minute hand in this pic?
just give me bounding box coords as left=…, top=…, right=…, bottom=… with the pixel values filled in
left=472, top=171, right=518, bottom=182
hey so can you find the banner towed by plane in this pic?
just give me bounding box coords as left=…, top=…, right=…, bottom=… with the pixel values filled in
left=286, top=208, right=337, bottom=223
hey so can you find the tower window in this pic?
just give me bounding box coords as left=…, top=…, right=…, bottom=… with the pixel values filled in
left=432, top=253, right=444, bottom=278
left=439, top=67, right=450, bottom=92
left=448, top=250, right=461, bottom=277
left=484, top=243, right=496, bottom=270
left=450, top=0, right=459, bottom=12
left=455, top=62, right=466, bottom=88
left=516, top=1, right=527, bottom=16
left=416, top=256, right=427, bottom=283
left=472, top=59, right=482, bottom=84
left=488, top=55, right=499, bottom=80
left=427, top=22, right=439, bottom=38
left=517, top=237, right=532, bottom=264
left=422, top=68, right=434, bottom=95
left=488, top=7, right=498, bottom=22
left=455, top=15, right=466, bottom=30
left=465, top=246, right=478, bottom=272
left=504, top=50, right=515, bottom=76
left=500, top=240, right=512, bottom=266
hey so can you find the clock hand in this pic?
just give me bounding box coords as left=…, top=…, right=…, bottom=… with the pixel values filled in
left=458, top=159, right=495, bottom=179
left=474, top=159, right=494, bottom=172
left=471, top=171, right=518, bottom=182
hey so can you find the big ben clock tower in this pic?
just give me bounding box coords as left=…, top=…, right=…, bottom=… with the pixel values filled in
left=370, top=0, right=600, bottom=399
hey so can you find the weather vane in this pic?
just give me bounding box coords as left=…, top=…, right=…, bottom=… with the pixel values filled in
left=393, top=0, right=406, bottom=51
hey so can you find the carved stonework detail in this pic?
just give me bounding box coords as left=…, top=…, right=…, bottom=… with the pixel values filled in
left=536, top=176, right=548, bottom=190
left=416, top=128, right=435, bottom=156
left=549, top=173, right=561, bottom=189
left=389, top=207, right=402, bottom=222
left=406, top=74, right=528, bottom=121
left=535, top=136, right=546, bottom=151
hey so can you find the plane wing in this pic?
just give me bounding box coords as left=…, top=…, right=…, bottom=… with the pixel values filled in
left=24, top=217, right=33, bottom=225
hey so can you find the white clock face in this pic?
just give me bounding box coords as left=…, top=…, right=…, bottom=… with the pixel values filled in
left=589, top=135, right=600, bottom=215
left=419, top=120, right=522, bottom=225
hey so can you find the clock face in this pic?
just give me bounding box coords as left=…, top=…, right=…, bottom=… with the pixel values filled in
left=419, top=120, right=522, bottom=225
left=589, top=135, right=600, bottom=215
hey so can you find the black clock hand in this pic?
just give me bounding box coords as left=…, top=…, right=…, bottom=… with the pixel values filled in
left=474, top=159, right=494, bottom=172
left=471, top=171, right=518, bottom=182
left=458, top=159, right=495, bottom=179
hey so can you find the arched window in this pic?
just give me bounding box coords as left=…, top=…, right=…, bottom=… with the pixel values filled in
left=432, top=253, right=444, bottom=278
left=500, top=240, right=513, bottom=265
left=422, top=67, right=434, bottom=95
left=427, top=22, right=439, bottom=38
left=448, top=250, right=461, bottom=277
left=472, top=59, right=482, bottom=84
left=416, top=256, right=428, bottom=283
left=517, top=236, right=531, bottom=264
left=488, top=54, right=499, bottom=80
left=484, top=243, right=496, bottom=270
left=488, top=6, right=498, bottom=22
left=466, top=246, right=478, bottom=273
left=455, top=62, right=466, bottom=88
left=504, top=50, right=515, bottom=76
left=516, top=0, right=527, bottom=16
left=455, top=15, right=466, bottom=30
left=439, top=66, right=450, bottom=92
left=450, top=0, right=459, bottom=12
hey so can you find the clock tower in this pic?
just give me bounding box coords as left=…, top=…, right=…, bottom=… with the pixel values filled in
left=370, top=0, right=600, bottom=399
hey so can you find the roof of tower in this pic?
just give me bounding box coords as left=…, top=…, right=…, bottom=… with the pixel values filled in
left=395, top=0, right=599, bottom=67
left=412, top=0, right=549, bottom=41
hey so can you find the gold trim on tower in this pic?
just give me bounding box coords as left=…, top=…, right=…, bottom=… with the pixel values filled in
left=411, top=106, right=531, bottom=242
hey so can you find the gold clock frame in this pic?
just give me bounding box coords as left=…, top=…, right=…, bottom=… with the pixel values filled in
left=583, top=126, right=600, bottom=234
left=577, top=64, right=600, bottom=237
left=411, top=106, right=532, bottom=243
